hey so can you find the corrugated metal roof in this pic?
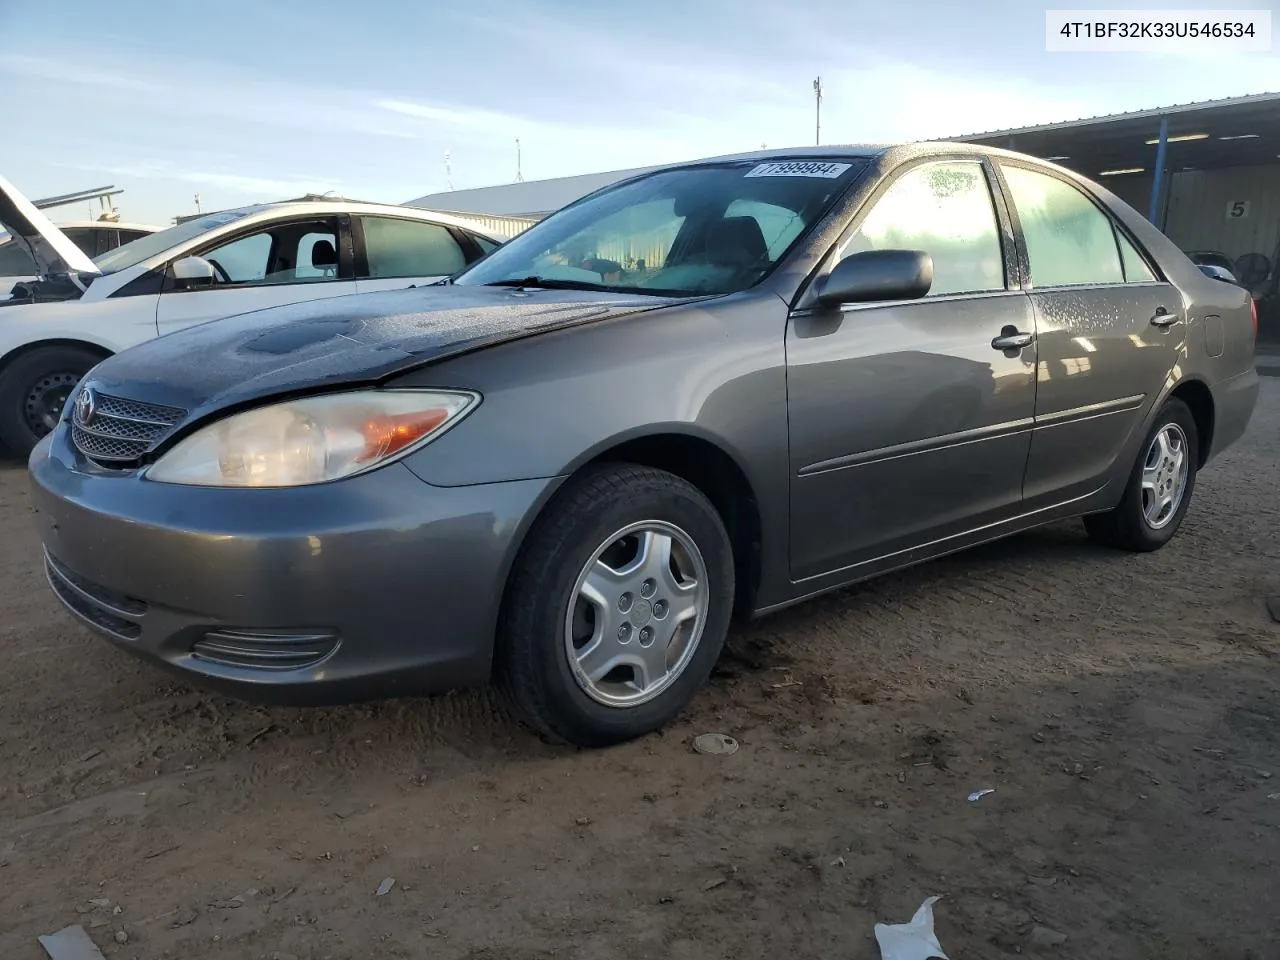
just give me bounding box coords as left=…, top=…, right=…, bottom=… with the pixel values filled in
left=407, top=164, right=664, bottom=217
left=943, top=91, right=1280, bottom=142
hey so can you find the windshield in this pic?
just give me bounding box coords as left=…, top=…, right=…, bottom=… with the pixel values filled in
left=455, top=159, right=866, bottom=296
left=91, top=209, right=256, bottom=273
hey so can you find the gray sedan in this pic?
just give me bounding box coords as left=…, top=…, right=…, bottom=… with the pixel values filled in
left=29, top=145, right=1259, bottom=747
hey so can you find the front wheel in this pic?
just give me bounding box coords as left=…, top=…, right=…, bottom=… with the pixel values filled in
left=0, top=345, right=103, bottom=457
left=498, top=463, right=735, bottom=747
left=1084, top=397, right=1199, bottom=552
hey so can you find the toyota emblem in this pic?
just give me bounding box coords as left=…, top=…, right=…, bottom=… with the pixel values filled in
left=76, top=386, right=97, bottom=426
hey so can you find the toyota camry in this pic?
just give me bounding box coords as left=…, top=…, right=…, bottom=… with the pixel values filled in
left=29, top=144, right=1259, bottom=747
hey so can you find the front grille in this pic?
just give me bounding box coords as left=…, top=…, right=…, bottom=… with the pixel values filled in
left=71, top=387, right=187, bottom=464
left=45, top=553, right=146, bottom=641
left=191, top=629, right=340, bottom=671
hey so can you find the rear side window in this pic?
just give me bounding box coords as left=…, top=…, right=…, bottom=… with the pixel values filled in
left=1001, top=165, right=1124, bottom=287
left=472, top=234, right=500, bottom=255
left=839, top=160, right=1005, bottom=296
left=1117, top=230, right=1156, bottom=282
left=359, top=217, right=467, bottom=278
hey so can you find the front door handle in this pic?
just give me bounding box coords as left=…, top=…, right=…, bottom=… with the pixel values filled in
left=1150, top=308, right=1181, bottom=327
left=991, top=325, right=1034, bottom=351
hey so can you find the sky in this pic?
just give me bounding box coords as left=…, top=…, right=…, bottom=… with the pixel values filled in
left=1, top=0, right=1278, bottom=225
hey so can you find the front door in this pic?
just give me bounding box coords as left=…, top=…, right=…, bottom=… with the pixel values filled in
left=155, top=215, right=358, bottom=335
left=787, top=159, right=1038, bottom=581
left=995, top=162, right=1185, bottom=508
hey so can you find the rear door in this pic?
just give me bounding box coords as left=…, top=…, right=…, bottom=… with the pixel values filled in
left=352, top=215, right=472, bottom=293
left=995, top=162, right=1183, bottom=508
left=155, top=215, right=358, bottom=335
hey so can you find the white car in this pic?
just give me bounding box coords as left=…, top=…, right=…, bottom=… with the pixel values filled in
left=0, top=175, right=502, bottom=454
left=0, top=220, right=160, bottom=298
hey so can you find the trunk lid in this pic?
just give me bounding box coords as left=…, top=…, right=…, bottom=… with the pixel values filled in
left=0, top=173, right=101, bottom=279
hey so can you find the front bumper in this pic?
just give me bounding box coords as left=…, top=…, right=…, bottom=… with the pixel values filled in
left=28, top=430, right=557, bottom=704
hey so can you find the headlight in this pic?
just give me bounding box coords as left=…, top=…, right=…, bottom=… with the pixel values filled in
left=145, top=389, right=478, bottom=488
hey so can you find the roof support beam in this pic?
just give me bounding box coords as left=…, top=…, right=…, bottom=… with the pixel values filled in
left=1148, top=117, right=1169, bottom=226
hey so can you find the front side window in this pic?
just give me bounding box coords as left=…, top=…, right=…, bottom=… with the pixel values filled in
left=455, top=159, right=866, bottom=296
left=204, top=232, right=271, bottom=283
left=838, top=161, right=1005, bottom=297
left=61, top=227, right=99, bottom=258
left=0, top=239, right=38, bottom=276
left=360, top=217, right=467, bottom=279
left=1001, top=165, right=1124, bottom=287
left=181, top=218, right=340, bottom=287
left=294, top=231, right=339, bottom=280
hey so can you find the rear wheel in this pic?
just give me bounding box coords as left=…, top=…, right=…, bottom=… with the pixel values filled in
left=498, top=463, right=735, bottom=747
left=1084, top=397, right=1198, bottom=552
left=0, top=345, right=103, bottom=457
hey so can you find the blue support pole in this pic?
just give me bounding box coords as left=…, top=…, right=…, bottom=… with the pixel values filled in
left=1148, top=117, right=1169, bottom=225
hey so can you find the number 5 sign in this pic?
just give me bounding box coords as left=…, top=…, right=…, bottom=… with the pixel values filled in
left=1226, top=200, right=1251, bottom=219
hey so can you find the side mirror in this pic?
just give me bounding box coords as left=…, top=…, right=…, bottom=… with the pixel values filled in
left=817, top=249, right=933, bottom=307
left=1198, top=263, right=1240, bottom=286
left=171, top=255, right=215, bottom=288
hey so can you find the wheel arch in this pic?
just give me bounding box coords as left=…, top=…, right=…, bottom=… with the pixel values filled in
left=1167, top=376, right=1215, bottom=467
left=496, top=426, right=765, bottom=654
left=0, top=338, right=115, bottom=454
left=0, top=337, right=114, bottom=375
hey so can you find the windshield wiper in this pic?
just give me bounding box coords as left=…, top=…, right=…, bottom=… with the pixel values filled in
left=483, top=276, right=604, bottom=291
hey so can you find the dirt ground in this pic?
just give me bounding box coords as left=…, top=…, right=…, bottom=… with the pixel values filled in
left=2, top=384, right=1278, bottom=960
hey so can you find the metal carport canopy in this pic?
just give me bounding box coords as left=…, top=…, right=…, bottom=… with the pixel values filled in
left=941, top=91, right=1280, bottom=224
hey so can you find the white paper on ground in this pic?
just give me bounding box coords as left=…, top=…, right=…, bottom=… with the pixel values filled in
left=37, top=925, right=108, bottom=960
left=874, top=896, right=950, bottom=960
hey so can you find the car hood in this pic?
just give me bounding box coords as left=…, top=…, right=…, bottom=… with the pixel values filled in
left=84, top=283, right=690, bottom=419
left=0, top=173, right=101, bottom=279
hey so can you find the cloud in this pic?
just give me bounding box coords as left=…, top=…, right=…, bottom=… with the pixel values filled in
left=0, top=53, right=159, bottom=93
left=0, top=51, right=424, bottom=145
left=53, top=160, right=343, bottom=198
left=375, top=99, right=541, bottom=139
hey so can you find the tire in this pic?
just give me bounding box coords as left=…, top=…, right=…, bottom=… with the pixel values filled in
left=0, top=345, right=103, bottom=457
left=1083, top=397, right=1199, bottom=552
left=498, top=462, right=735, bottom=747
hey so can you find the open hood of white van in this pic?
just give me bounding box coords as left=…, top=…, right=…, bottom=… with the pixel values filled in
left=0, top=173, right=101, bottom=279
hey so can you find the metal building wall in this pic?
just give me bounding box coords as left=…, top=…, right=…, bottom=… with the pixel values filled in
left=1163, top=164, right=1280, bottom=262
left=441, top=212, right=540, bottom=239
left=1098, top=174, right=1154, bottom=215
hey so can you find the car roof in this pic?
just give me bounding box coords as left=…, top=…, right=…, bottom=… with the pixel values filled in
left=617, top=141, right=1084, bottom=182
left=184, top=199, right=504, bottom=240
left=42, top=220, right=162, bottom=232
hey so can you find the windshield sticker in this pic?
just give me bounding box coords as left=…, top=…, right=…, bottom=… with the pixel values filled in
left=744, top=161, right=852, bottom=179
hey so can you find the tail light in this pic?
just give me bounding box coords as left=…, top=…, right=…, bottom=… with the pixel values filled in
left=1251, top=297, right=1258, bottom=341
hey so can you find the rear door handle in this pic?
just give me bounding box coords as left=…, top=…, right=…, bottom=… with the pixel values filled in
left=991, top=326, right=1034, bottom=350
left=1150, top=308, right=1181, bottom=327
